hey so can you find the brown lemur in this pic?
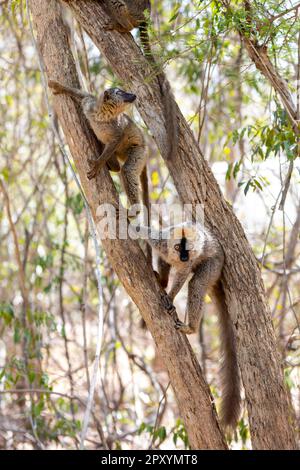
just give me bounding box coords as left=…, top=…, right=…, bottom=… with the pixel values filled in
left=48, top=80, right=149, bottom=212
left=98, top=0, right=178, bottom=161
left=138, top=221, right=241, bottom=430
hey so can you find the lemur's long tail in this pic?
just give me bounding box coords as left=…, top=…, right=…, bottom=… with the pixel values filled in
left=213, top=282, right=241, bottom=430
left=140, top=166, right=152, bottom=265
left=139, top=23, right=178, bottom=161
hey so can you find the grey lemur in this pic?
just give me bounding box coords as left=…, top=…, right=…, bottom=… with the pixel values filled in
left=138, top=221, right=241, bottom=430
left=98, top=0, right=178, bottom=161
left=48, top=80, right=149, bottom=210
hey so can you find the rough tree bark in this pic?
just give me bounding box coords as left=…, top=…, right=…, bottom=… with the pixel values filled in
left=30, top=0, right=227, bottom=450
left=30, top=0, right=297, bottom=449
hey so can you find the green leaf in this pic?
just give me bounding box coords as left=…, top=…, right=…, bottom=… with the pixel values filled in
left=244, top=179, right=251, bottom=195
left=225, top=162, right=232, bottom=181
left=169, top=4, right=181, bottom=22
left=28, top=370, right=36, bottom=384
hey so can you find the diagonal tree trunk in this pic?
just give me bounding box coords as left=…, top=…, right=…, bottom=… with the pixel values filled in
left=29, top=0, right=227, bottom=450
left=30, top=0, right=297, bottom=449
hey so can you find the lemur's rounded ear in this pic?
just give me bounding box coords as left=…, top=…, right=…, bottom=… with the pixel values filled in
left=103, top=90, right=109, bottom=99
left=174, top=244, right=181, bottom=252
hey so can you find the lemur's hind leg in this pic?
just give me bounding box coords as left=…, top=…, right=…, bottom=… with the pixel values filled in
left=120, top=146, right=147, bottom=207
left=107, top=155, right=121, bottom=172
left=176, top=257, right=223, bottom=335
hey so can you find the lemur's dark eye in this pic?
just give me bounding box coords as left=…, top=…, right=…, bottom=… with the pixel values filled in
left=174, top=244, right=181, bottom=251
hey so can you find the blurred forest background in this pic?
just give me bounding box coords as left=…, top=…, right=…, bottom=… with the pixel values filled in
left=0, top=0, right=299, bottom=450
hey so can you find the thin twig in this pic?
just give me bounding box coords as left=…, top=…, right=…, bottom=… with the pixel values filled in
left=279, top=159, right=294, bottom=210
left=149, top=382, right=170, bottom=449
left=269, top=2, right=300, bottom=23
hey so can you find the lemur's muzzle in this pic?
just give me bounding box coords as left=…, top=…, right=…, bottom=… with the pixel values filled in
left=175, top=237, right=190, bottom=262
left=122, top=91, right=136, bottom=103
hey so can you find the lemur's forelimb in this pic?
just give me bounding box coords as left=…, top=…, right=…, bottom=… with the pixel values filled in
left=175, top=257, right=223, bottom=334
left=168, top=268, right=190, bottom=302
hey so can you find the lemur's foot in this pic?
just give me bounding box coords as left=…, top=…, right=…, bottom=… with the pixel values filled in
left=87, top=169, right=97, bottom=180
left=161, top=293, right=176, bottom=316
left=102, top=20, right=115, bottom=31
left=48, top=80, right=60, bottom=94
left=87, top=159, right=100, bottom=180
left=175, top=320, right=195, bottom=335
